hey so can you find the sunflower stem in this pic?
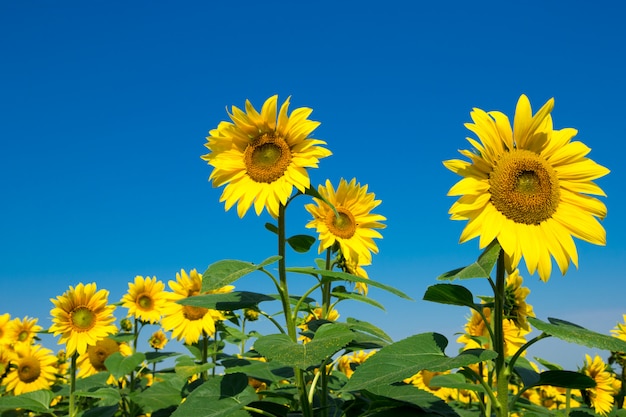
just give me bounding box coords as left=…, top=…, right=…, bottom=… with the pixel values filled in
left=201, top=330, right=209, bottom=381
left=494, top=248, right=509, bottom=417
left=321, top=248, right=332, bottom=319
left=69, top=352, right=77, bottom=417
left=277, top=203, right=313, bottom=417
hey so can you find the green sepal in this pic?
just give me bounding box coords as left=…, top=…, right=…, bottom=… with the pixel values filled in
left=528, top=317, right=626, bottom=352
left=437, top=240, right=501, bottom=281
left=178, top=291, right=274, bottom=311
left=201, top=256, right=281, bottom=292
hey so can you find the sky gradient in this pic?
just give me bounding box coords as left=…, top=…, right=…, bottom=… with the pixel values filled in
left=1, top=1, right=625, bottom=368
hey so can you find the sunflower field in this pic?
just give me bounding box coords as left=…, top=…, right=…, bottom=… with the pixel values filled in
left=2, top=94, right=626, bottom=417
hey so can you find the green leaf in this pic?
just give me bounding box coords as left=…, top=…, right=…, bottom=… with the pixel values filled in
left=178, top=291, right=275, bottom=311
left=132, top=374, right=186, bottom=413
left=105, top=351, right=146, bottom=381
left=286, top=234, right=316, bottom=253
left=222, top=357, right=293, bottom=383
left=528, top=317, right=626, bottom=352
left=175, top=355, right=215, bottom=378
left=366, top=384, right=459, bottom=417
left=145, top=351, right=180, bottom=364
left=254, top=323, right=354, bottom=370
left=171, top=373, right=257, bottom=417
left=74, top=387, right=121, bottom=407
left=423, top=283, right=476, bottom=309
left=437, top=240, right=501, bottom=281
left=342, top=332, right=497, bottom=392
left=429, top=373, right=486, bottom=393
left=82, top=405, right=119, bottom=417
left=345, top=317, right=393, bottom=344
left=0, top=389, right=54, bottom=413
left=331, top=290, right=386, bottom=311
left=264, top=222, right=278, bottom=234
left=534, top=370, right=596, bottom=389
left=287, top=266, right=412, bottom=300
left=202, top=256, right=281, bottom=292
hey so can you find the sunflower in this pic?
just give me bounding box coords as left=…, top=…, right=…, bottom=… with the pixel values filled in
left=298, top=307, right=340, bottom=343
left=7, top=316, right=43, bottom=347
left=342, top=255, right=370, bottom=296
left=305, top=178, right=386, bottom=266
left=582, top=354, right=619, bottom=416
left=76, top=337, right=133, bottom=380
left=444, top=95, right=609, bottom=282
left=148, top=329, right=168, bottom=350
left=503, top=270, right=535, bottom=330
left=2, top=344, right=57, bottom=395
left=202, top=95, right=332, bottom=218
left=404, top=369, right=455, bottom=401
left=337, top=350, right=376, bottom=379
left=49, top=283, right=118, bottom=356
left=121, top=276, right=168, bottom=324
left=0, top=313, right=12, bottom=347
left=611, top=314, right=626, bottom=342
left=161, top=269, right=234, bottom=344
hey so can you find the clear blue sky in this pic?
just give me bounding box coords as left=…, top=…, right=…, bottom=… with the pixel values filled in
left=1, top=1, right=625, bottom=368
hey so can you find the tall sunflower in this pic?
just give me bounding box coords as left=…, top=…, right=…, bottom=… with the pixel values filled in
left=2, top=344, right=57, bottom=395
left=49, top=283, right=117, bottom=356
left=7, top=316, right=43, bottom=347
left=161, top=269, right=234, bottom=344
left=121, top=276, right=168, bottom=324
left=444, top=95, right=609, bottom=282
left=202, top=95, right=332, bottom=218
left=582, top=354, right=619, bottom=416
left=305, top=178, right=386, bottom=266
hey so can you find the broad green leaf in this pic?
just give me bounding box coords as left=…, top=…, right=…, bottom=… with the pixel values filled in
left=74, top=387, right=121, bottom=407
left=0, top=389, right=54, bottom=413
left=82, top=405, right=119, bottom=417
left=429, top=373, right=486, bottom=393
left=222, top=357, right=293, bottom=383
left=423, top=283, right=476, bottom=309
left=265, top=222, right=278, bottom=234
left=286, top=234, right=316, bottom=253
left=132, top=374, right=186, bottom=413
left=331, top=290, right=385, bottom=311
left=534, top=370, right=595, bottom=389
left=254, top=323, right=354, bottom=370
left=528, top=317, right=626, bottom=352
left=344, top=317, right=393, bottom=345
left=342, top=332, right=497, bottom=392
left=105, top=351, right=146, bottom=381
left=512, top=356, right=540, bottom=387
left=366, top=384, right=459, bottom=417
left=202, top=256, right=281, bottom=292
left=287, top=267, right=412, bottom=300
left=437, top=240, right=501, bottom=281
left=145, top=351, right=180, bottom=364
left=171, top=373, right=257, bottom=417
left=175, top=355, right=215, bottom=378
left=178, top=291, right=275, bottom=311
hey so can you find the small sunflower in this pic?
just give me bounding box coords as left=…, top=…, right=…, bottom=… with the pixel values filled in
left=341, top=255, right=370, bottom=296
left=161, top=269, right=234, bottom=344
left=503, top=270, right=535, bottom=330
left=148, top=329, right=168, bottom=350
left=305, top=178, right=386, bottom=266
left=121, top=276, right=168, bottom=324
left=7, top=316, right=43, bottom=347
left=337, top=350, right=376, bottom=378
left=76, top=337, right=133, bottom=380
left=0, top=313, right=12, bottom=347
left=49, top=283, right=117, bottom=356
left=2, top=344, right=57, bottom=395
left=298, top=307, right=340, bottom=343
left=611, top=314, right=626, bottom=342
left=582, top=354, right=618, bottom=416
left=202, top=95, right=332, bottom=218
left=444, top=95, right=609, bottom=282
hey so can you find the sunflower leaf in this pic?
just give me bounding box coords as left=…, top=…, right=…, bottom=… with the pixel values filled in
left=533, top=370, right=596, bottom=389
left=0, top=390, right=55, bottom=413
left=423, top=283, right=476, bottom=309
left=437, top=240, right=501, bottom=281
left=131, top=374, right=186, bottom=413
left=528, top=317, right=626, bottom=352
left=287, top=267, right=412, bottom=300
left=178, top=291, right=274, bottom=311
left=331, top=290, right=386, bottom=311
left=202, top=256, right=281, bottom=292
left=74, top=387, right=121, bottom=407
left=365, top=384, right=459, bottom=417
left=286, top=234, right=316, bottom=253
left=105, top=352, right=146, bottom=381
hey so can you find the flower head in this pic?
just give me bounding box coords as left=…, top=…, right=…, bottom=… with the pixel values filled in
left=202, top=95, right=331, bottom=218
left=611, top=314, right=626, bottom=343
left=2, top=344, right=57, bottom=395
left=7, top=316, right=43, bottom=347
left=49, top=283, right=117, bottom=356
left=0, top=313, right=12, bottom=347
left=444, top=95, right=609, bottom=282
left=305, top=178, right=386, bottom=266
left=76, top=337, right=132, bottom=380
left=582, top=354, right=619, bottom=416
left=121, top=275, right=167, bottom=324
left=148, top=329, right=168, bottom=350
left=161, top=269, right=234, bottom=344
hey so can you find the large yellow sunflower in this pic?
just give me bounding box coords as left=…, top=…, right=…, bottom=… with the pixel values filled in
left=2, top=344, right=57, bottom=395
left=444, top=95, right=609, bottom=282
left=0, top=313, right=12, bottom=347
left=7, top=316, right=43, bottom=347
left=49, top=283, right=118, bottom=356
left=77, top=337, right=133, bottom=380
left=161, top=269, right=234, bottom=344
left=202, top=95, right=332, bottom=218
left=305, top=178, right=386, bottom=266
left=582, top=354, right=619, bottom=416
left=121, top=275, right=168, bottom=324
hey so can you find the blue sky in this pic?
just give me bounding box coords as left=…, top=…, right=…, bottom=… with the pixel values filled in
left=1, top=1, right=625, bottom=369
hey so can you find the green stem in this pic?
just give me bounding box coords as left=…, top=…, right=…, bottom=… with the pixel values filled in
left=69, top=352, right=77, bottom=417
left=201, top=331, right=209, bottom=381
left=494, top=248, right=509, bottom=417
left=321, top=248, right=332, bottom=319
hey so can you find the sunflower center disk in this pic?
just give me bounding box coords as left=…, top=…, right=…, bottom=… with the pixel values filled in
left=489, top=149, right=560, bottom=225
left=19, top=358, right=41, bottom=383
left=327, top=209, right=357, bottom=239
left=183, top=305, right=209, bottom=321
left=137, top=293, right=154, bottom=310
left=70, top=307, right=97, bottom=331
left=244, top=133, right=292, bottom=183
left=88, top=339, right=119, bottom=371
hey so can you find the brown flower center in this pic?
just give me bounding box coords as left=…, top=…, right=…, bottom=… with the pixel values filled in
left=489, top=149, right=560, bottom=225
left=136, top=293, right=154, bottom=311
left=244, top=133, right=292, bottom=183
left=70, top=307, right=96, bottom=331
left=87, top=338, right=120, bottom=371
left=183, top=305, right=208, bottom=321
left=326, top=208, right=357, bottom=239
left=18, top=356, right=41, bottom=383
